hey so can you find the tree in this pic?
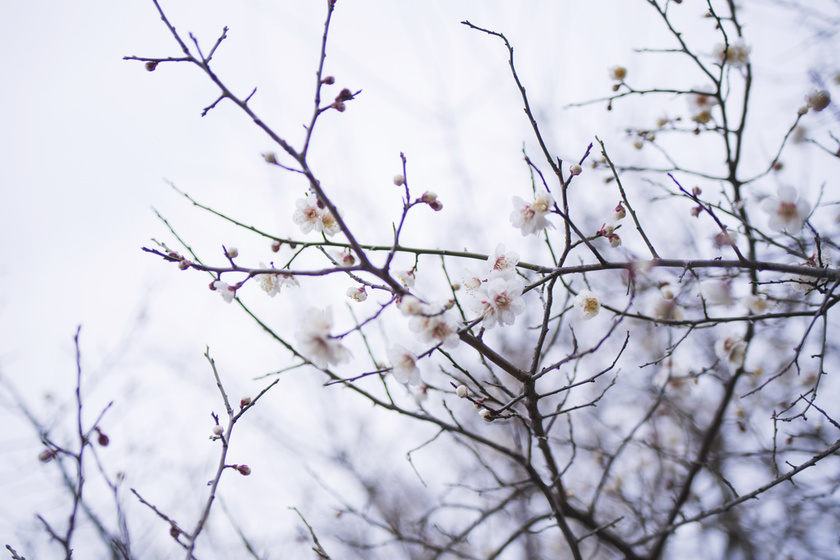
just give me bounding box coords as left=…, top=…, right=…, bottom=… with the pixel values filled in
left=7, top=1, right=840, bottom=558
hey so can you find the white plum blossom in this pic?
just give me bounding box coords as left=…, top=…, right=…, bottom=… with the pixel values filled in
left=687, top=89, right=719, bottom=124
left=410, top=311, right=460, bottom=348
left=212, top=280, right=235, bottom=303
left=762, top=186, right=811, bottom=233
left=387, top=345, right=421, bottom=385
left=575, top=290, right=601, bottom=320
left=293, top=193, right=341, bottom=236
left=743, top=294, right=769, bottom=314
left=296, top=307, right=351, bottom=369
left=714, top=38, right=751, bottom=68
left=397, top=269, right=416, bottom=288
left=715, top=335, right=747, bottom=371
left=256, top=262, right=299, bottom=297
left=473, top=274, right=526, bottom=328
left=511, top=188, right=555, bottom=236
left=346, top=286, right=367, bottom=302
left=651, top=294, right=684, bottom=321
left=700, top=278, right=736, bottom=307
left=486, top=244, right=519, bottom=277
left=397, top=295, right=427, bottom=316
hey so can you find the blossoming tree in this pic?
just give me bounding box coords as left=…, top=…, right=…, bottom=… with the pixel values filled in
left=13, top=1, right=840, bottom=559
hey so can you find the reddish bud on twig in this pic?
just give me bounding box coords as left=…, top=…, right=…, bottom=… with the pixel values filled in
left=240, top=396, right=252, bottom=409
left=321, top=76, right=335, bottom=85
left=145, top=61, right=159, bottom=72
left=39, top=449, right=57, bottom=463
left=234, top=464, right=251, bottom=476
left=96, top=428, right=110, bottom=447
left=271, top=240, right=282, bottom=252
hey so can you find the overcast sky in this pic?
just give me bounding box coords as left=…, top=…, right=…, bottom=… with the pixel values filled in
left=2, top=1, right=838, bottom=557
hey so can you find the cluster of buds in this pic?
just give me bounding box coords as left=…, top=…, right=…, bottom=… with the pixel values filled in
left=598, top=223, right=622, bottom=248
left=419, top=191, right=443, bottom=211
left=331, top=88, right=354, bottom=112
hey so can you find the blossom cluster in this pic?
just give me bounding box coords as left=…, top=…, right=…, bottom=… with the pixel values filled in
left=293, top=193, right=341, bottom=236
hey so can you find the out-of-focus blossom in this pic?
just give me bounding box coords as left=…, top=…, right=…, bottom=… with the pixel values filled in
left=715, top=335, right=747, bottom=371
left=762, top=186, right=810, bottom=233
left=212, top=280, right=235, bottom=303
left=609, top=66, right=627, bottom=81
left=742, top=294, right=769, bottom=313
left=346, top=286, right=367, bottom=302
left=473, top=275, right=526, bottom=328
left=397, top=269, right=416, bottom=288
left=700, top=278, right=736, bottom=307
left=511, top=188, right=555, bottom=236
left=714, top=38, right=751, bottom=68
left=397, top=295, right=426, bottom=316
left=296, top=308, right=351, bottom=369
left=575, top=290, right=601, bottom=320
left=651, top=293, right=684, bottom=321
left=805, top=89, right=831, bottom=112
left=688, top=89, right=719, bottom=124
left=387, top=345, right=421, bottom=385
left=410, top=311, right=460, bottom=348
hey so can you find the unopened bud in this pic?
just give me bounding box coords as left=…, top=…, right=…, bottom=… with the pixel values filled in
left=612, top=202, right=626, bottom=221
left=321, top=76, right=335, bottom=85
left=263, top=152, right=277, bottom=164
left=235, top=464, right=251, bottom=476
left=39, top=449, right=57, bottom=463
left=797, top=105, right=809, bottom=116
left=455, top=385, right=468, bottom=398
left=609, top=234, right=622, bottom=248
left=609, top=66, right=627, bottom=81
left=806, top=89, right=831, bottom=112
left=420, top=191, right=438, bottom=204
left=332, top=101, right=346, bottom=112
left=212, top=425, right=224, bottom=436
left=690, top=206, right=702, bottom=217
left=429, top=200, right=443, bottom=211
left=145, top=61, right=158, bottom=72
left=271, top=240, right=281, bottom=252
left=240, top=397, right=252, bottom=409
left=178, top=260, right=190, bottom=270
left=393, top=175, right=405, bottom=186
left=96, top=428, right=110, bottom=447
left=225, top=247, right=239, bottom=259
left=336, top=88, right=353, bottom=102
left=692, top=186, right=702, bottom=196
left=479, top=408, right=494, bottom=422
left=570, top=164, right=582, bottom=176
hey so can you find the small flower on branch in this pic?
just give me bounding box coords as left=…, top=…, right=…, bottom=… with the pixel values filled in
left=346, top=286, right=367, bottom=302
left=293, top=193, right=341, bottom=236
left=211, top=280, right=236, bottom=303
left=510, top=187, right=555, bottom=236
left=714, top=38, right=751, bottom=68
left=473, top=274, right=526, bottom=328
left=762, top=186, right=810, bottom=233
left=296, top=308, right=351, bottom=368
left=256, top=263, right=299, bottom=297
left=486, top=244, right=519, bottom=277
left=397, top=269, right=416, bottom=288
left=410, top=310, right=460, bottom=348
left=387, top=344, right=421, bottom=385
left=715, top=334, right=747, bottom=371
left=575, top=290, right=601, bottom=320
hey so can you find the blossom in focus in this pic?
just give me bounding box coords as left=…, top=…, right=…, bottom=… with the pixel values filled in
left=296, top=307, right=351, bottom=369
left=762, top=186, right=810, bottom=233
left=714, top=38, right=751, bottom=68
left=511, top=188, right=555, bottom=236
left=387, top=344, right=421, bottom=385
left=473, top=274, right=526, bottom=328
left=293, top=193, right=341, bottom=236
left=715, top=335, right=747, bottom=371
left=212, top=280, right=235, bottom=303
left=256, top=262, right=298, bottom=297
left=486, top=244, right=519, bottom=277
left=575, top=290, right=601, bottom=320
left=410, top=311, right=460, bottom=348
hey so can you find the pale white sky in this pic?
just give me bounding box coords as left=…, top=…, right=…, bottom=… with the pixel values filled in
left=2, top=1, right=838, bottom=557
